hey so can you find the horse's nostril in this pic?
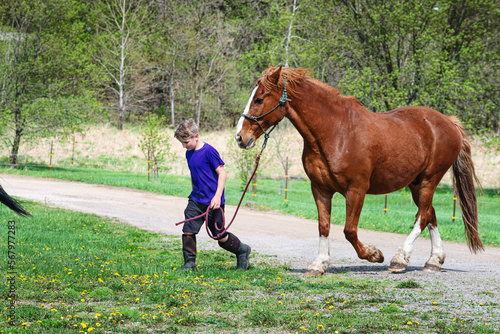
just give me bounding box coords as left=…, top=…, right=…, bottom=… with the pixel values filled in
left=235, top=135, right=242, bottom=143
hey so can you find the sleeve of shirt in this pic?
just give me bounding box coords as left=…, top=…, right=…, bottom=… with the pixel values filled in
left=208, top=146, right=225, bottom=170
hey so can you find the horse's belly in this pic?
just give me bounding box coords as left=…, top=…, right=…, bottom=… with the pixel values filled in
left=367, top=171, right=417, bottom=194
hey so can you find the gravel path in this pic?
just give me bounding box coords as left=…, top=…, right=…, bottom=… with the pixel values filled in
left=2, top=174, right=499, bottom=329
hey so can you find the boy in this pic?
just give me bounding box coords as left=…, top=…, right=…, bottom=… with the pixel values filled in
left=174, top=119, right=251, bottom=271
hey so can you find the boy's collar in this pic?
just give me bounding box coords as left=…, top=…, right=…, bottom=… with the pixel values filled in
left=194, top=140, right=204, bottom=150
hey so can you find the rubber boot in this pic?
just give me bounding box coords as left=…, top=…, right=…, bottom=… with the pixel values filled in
left=181, top=234, right=197, bottom=271
left=218, top=233, right=251, bottom=270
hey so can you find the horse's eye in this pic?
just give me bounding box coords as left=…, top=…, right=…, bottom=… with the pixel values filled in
left=254, top=98, right=263, bottom=104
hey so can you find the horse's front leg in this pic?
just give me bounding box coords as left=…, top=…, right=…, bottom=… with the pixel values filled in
left=344, top=189, right=384, bottom=263
left=306, top=186, right=333, bottom=276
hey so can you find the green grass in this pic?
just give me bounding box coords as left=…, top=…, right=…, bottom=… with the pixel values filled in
left=2, top=163, right=499, bottom=248
left=1, top=202, right=497, bottom=333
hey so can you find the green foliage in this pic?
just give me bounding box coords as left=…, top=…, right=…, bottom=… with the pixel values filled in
left=23, top=96, right=99, bottom=140
left=0, top=0, right=99, bottom=163
left=329, top=0, right=499, bottom=131
left=0, top=0, right=498, bottom=146
left=395, top=279, right=422, bottom=289
left=226, top=138, right=265, bottom=190
left=138, top=115, right=173, bottom=176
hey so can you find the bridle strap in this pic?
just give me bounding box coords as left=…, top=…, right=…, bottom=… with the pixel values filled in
left=242, top=76, right=290, bottom=150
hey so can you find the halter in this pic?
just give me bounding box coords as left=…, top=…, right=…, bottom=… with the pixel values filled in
left=242, top=76, right=290, bottom=150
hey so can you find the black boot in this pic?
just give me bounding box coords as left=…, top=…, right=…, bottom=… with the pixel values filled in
left=218, top=233, right=251, bottom=270
left=181, top=234, right=197, bottom=271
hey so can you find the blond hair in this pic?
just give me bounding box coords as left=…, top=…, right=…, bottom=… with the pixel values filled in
left=174, top=119, right=198, bottom=141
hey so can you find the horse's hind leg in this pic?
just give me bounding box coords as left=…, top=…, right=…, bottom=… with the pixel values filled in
left=390, top=181, right=445, bottom=272
left=424, top=217, right=445, bottom=272
left=389, top=213, right=424, bottom=272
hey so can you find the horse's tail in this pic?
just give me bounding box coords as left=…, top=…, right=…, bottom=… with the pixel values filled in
left=0, top=184, right=31, bottom=217
left=449, top=116, right=483, bottom=253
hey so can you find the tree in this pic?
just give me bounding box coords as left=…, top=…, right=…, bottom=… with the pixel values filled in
left=145, top=1, right=185, bottom=128
left=309, top=0, right=499, bottom=133
left=138, top=114, right=173, bottom=180
left=0, top=0, right=98, bottom=165
left=94, top=0, right=148, bottom=130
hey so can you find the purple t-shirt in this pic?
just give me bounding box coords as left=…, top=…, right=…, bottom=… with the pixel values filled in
left=186, top=143, right=225, bottom=205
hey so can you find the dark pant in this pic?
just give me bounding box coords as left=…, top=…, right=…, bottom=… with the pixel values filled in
left=182, top=198, right=226, bottom=238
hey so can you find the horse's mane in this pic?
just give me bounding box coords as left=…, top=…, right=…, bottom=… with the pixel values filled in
left=259, top=66, right=342, bottom=101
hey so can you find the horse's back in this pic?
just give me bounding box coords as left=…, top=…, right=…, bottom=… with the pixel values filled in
left=378, top=106, right=461, bottom=146
left=364, top=106, right=462, bottom=194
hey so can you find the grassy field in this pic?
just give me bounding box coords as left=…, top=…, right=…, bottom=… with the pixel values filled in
left=1, top=164, right=499, bottom=248
left=1, top=201, right=497, bottom=333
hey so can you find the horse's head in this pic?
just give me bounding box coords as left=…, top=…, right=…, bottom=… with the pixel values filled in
left=235, top=65, right=288, bottom=149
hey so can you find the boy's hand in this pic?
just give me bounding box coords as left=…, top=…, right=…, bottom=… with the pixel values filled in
left=210, top=196, right=221, bottom=210
left=211, top=164, right=226, bottom=210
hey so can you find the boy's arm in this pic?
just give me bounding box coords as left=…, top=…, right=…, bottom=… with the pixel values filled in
left=210, top=164, right=226, bottom=209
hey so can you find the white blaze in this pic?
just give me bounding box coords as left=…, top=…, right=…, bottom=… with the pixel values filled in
left=235, top=86, right=258, bottom=139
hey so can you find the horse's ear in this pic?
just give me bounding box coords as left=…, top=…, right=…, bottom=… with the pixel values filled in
left=269, top=66, right=282, bottom=85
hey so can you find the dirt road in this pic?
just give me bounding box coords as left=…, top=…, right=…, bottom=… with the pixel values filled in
left=2, top=174, right=498, bottom=273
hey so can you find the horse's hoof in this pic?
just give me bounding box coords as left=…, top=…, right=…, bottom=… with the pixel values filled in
left=389, top=262, right=408, bottom=272
left=366, top=246, right=384, bottom=263
left=305, top=270, right=324, bottom=277
left=424, top=255, right=445, bottom=272
left=423, top=264, right=441, bottom=272
left=389, top=249, right=409, bottom=272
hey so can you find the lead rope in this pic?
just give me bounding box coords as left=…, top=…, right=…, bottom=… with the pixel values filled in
left=176, top=76, right=289, bottom=239
left=175, top=154, right=261, bottom=240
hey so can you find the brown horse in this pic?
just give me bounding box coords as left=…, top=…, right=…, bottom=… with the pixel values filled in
left=235, top=65, right=483, bottom=275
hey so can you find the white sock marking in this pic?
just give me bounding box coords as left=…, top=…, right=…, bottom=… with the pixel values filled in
left=308, top=235, right=330, bottom=273
left=401, top=216, right=422, bottom=260
left=428, top=224, right=444, bottom=259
